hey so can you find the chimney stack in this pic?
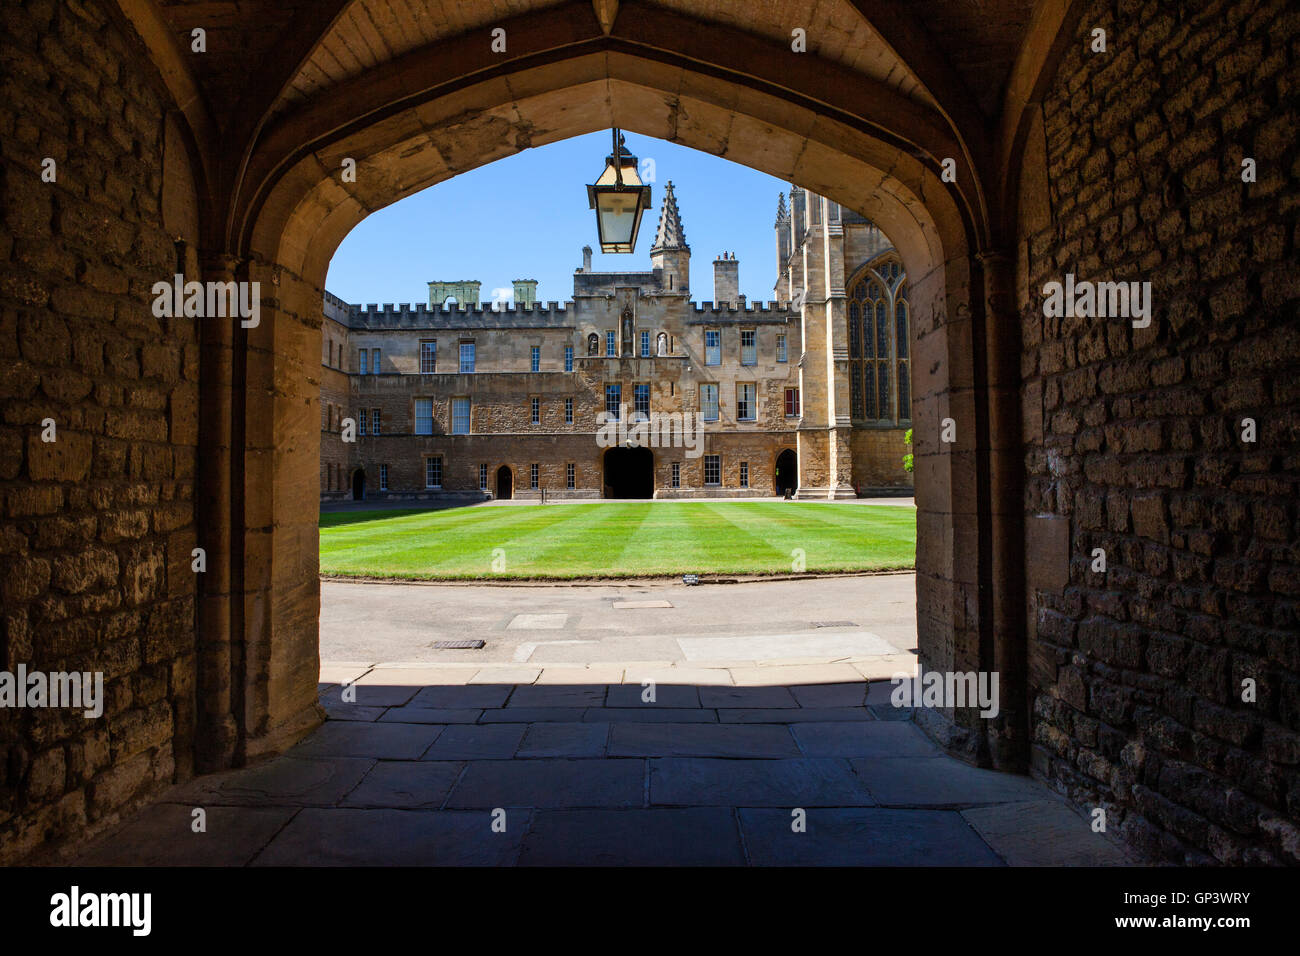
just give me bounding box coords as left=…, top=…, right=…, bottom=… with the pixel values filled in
left=581, top=245, right=592, bottom=272
left=713, top=253, right=740, bottom=307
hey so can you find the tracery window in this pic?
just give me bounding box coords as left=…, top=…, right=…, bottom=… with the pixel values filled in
left=846, top=256, right=910, bottom=424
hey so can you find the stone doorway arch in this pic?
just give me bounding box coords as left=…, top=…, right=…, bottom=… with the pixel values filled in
left=774, top=449, right=798, bottom=499
left=171, top=31, right=1038, bottom=776
left=351, top=468, right=365, bottom=502
left=496, top=466, right=513, bottom=501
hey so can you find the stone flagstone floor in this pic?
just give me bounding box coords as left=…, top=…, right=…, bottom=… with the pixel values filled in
left=72, top=663, right=1133, bottom=866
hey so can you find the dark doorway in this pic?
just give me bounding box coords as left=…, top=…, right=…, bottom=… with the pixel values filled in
left=775, top=449, right=797, bottom=498
left=603, top=447, right=654, bottom=498
left=496, top=465, right=513, bottom=500
left=351, top=468, right=365, bottom=501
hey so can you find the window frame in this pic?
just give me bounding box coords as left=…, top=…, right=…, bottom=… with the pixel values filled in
left=700, top=383, right=719, bottom=422
left=414, top=398, right=434, bottom=435
left=704, top=328, right=720, bottom=366
left=703, top=454, right=721, bottom=486
left=736, top=382, right=756, bottom=421
left=451, top=396, right=470, bottom=435
left=740, top=328, right=756, bottom=366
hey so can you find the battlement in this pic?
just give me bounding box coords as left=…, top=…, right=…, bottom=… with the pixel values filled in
left=344, top=300, right=571, bottom=329
left=691, top=300, right=794, bottom=314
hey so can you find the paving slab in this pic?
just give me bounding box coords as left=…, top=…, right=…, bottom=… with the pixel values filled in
left=849, top=757, right=1048, bottom=807
left=650, top=758, right=876, bottom=807
left=169, top=756, right=375, bottom=807
left=699, top=685, right=799, bottom=708
left=75, top=804, right=297, bottom=866
left=317, top=696, right=387, bottom=722
left=789, top=682, right=868, bottom=708
left=516, top=722, right=610, bottom=758
left=507, top=684, right=608, bottom=708
left=739, top=808, right=1003, bottom=866
left=718, top=707, right=874, bottom=723
left=378, top=706, right=483, bottom=724
left=854, top=657, right=919, bottom=681
left=290, top=721, right=444, bottom=760
left=480, top=707, right=589, bottom=723
left=605, top=683, right=702, bottom=708
left=359, top=665, right=478, bottom=685
left=409, top=684, right=513, bottom=709
left=325, top=682, right=418, bottom=708
left=342, top=761, right=467, bottom=809
left=729, top=663, right=869, bottom=686
left=421, top=724, right=528, bottom=759
left=319, top=662, right=374, bottom=684
left=960, top=800, right=1133, bottom=866
left=867, top=704, right=916, bottom=721
left=534, top=665, right=626, bottom=684
left=445, top=758, right=645, bottom=809
left=468, top=666, right=540, bottom=684
left=791, top=721, right=940, bottom=758
left=519, top=809, right=744, bottom=866
left=583, top=707, right=718, bottom=723
left=506, top=613, right=568, bottom=629
left=622, top=665, right=734, bottom=685
left=251, top=808, right=527, bottom=866
left=609, top=723, right=800, bottom=758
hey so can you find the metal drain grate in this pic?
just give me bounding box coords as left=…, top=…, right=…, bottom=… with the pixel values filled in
left=432, top=640, right=486, bottom=649
left=811, top=621, right=857, bottom=628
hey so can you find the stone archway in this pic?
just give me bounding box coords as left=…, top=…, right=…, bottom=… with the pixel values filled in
left=496, top=466, right=513, bottom=501
left=350, top=468, right=365, bottom=502
left=234, top=65, right=1017, bottom=773
left=775, top=449, right=798, bottom=498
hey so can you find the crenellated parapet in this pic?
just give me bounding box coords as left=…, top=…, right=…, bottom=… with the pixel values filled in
left=345, top=300, right=573, bottom=329
left=690, top=300, right=794, bottom=313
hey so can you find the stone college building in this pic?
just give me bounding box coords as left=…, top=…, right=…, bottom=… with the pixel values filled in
left=320, top=183, right=915, bottom=502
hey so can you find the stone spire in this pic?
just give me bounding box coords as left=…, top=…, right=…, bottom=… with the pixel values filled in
left=775, top=191, right=788, bottom=224
left=651, top=180, right=688, bottom=252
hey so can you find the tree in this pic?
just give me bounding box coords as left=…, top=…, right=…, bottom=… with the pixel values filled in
left=902, top=428, right=914, bottom=473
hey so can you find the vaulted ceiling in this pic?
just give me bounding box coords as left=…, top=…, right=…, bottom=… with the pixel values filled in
left=147, top=0, right=1037, bottom=134
left=124, top=0, right=1065, bottom=251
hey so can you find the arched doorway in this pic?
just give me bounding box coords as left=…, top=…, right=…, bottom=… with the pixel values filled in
left=775, top=449, right=797, bottom=498
left=184, top=17, right=1046, bottom=778
left=351, top=468, right=365, bottom=501
left=496, top=465, right=513, bottom=500
left=603, top=447, right=654, bottom=499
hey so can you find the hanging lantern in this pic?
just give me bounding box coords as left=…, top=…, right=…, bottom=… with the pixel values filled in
left=587, top=129, right=652, bottom=254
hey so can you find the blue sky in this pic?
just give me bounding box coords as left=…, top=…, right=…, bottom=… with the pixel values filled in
left=326, top=130, right=789, bottom=306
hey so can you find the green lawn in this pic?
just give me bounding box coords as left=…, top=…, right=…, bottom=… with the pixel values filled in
left=319, top=501, right=915, bottom=580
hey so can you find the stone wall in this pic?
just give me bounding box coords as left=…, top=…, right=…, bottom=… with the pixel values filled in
left=0, top=0, right=200, bottom=861
left=850, top=427, right=912, bottom=490
left=1019, top=0, right=1300, bottom=863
